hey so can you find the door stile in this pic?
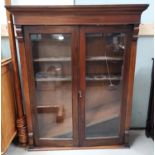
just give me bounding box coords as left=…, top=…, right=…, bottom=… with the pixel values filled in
left=78, top=27, right=86, bottom=146
left=119, top=28, right=133, bottom=142
left=24, top=26, right=40, bottom=146
left=24, top=26, right=79, bottom=146
left=79, top=26, right=132, bottom=146
left=71, top=27, right=80, bottom=146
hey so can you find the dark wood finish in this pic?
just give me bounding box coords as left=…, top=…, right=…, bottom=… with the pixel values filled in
left=5, top=0, right=27, bottom=145
left=1, top=59, right=16, bottom=154
left=125, top=24, right=139, bottom=131
left=146, top=59, right=154, bottom=139
left=23, top=26, right=79, bottom=147
left=16, top=25, right=33, bottom=146
left=6, top=5, right=148, bottom=25
left=28, top=144, right=125, bottom=151
left=79, top=25, right=133, bottom=146
left=6, top=5, right=148, bottom=149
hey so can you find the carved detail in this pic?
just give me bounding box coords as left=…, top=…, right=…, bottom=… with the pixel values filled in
left=16, top=25, right=23, bottom=42
left=132, top=24, right=139, bottom=41
left=16, top=115, right=27, bottom=145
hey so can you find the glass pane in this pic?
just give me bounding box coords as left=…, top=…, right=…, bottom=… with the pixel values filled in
left=31, top=33, right=72, bottom=139
left=85, top=33, right=126, bottom=138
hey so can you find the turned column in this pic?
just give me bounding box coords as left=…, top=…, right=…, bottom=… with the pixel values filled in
left=15, top=25, right=34, bottom=146
left=5, top=0, right=28, bottom=145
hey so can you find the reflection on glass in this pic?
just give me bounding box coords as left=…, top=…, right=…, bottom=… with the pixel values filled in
left=31, top=34, right=72, bottom=139
left=85, top=33, right=126, bottom=138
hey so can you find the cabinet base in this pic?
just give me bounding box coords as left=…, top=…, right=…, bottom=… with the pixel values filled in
left=28, top=144, right=128, bottom=151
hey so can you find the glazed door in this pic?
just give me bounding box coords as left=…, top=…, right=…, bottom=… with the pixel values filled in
left=24, top=26, right=79, bottom=146
left=79, top=26, right=133, bottom=146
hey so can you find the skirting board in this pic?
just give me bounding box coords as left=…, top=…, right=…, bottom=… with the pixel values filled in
left=1, top=24, right=154, bottom=37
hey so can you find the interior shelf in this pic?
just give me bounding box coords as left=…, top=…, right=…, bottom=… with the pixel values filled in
left=34, top=57, right=71, bottom=62
left=35, top=75, right=121, bottom=82
left=86, top=75, right=121, bottom=81
left=35, top=76, right=71, bottom=82
left=33, top=56, right=123, bottom=62
left=86, top=56, right=123, bottom=61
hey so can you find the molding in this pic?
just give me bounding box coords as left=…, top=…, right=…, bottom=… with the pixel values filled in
left=6, top=4, right=148, bottom=14
left=1, top=24, right=153, bottom=37
left=5, top=5, right=148, bottom=25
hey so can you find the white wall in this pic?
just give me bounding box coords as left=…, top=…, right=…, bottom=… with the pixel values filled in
left=11, top=0, right=73, bottom=5
left=131, top=37, right=154, bottom=127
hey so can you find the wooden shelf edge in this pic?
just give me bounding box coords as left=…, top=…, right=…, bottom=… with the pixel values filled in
left=33, top=56, right=123, bottom=62
left=34, top=57, right=71, bottom=62
left=35, top=75, right=121, bottom=82
left=35, top=76, right=71, bottom=82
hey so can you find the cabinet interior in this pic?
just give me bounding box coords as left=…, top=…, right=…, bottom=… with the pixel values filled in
left=30, top=32, right=125, bottom=139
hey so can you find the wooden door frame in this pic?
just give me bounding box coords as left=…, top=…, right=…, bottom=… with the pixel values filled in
left=19, top=25, right=134, bottom=147
left=23, top=26, right=79, bottom=147
left=79, top=25, right=133, bottom=146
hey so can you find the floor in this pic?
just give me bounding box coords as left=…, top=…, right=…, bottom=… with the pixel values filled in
left=5, top=130, right=154, bottom=155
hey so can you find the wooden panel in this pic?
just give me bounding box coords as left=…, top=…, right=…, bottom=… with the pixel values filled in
left=23, top=26, right=79, bottom=146
left=12, top=14, right=140, bottom=25
left=79, top=25, right=133, bottom=146
left=123, top=25, right=138, bottom=146
left=2, top=24, right=153, bottom=37
left=1, top=59, right=16, bottom=154
left=5, top=5, right=148, bottom=25
left=28, top=144, right=126, bottom=150
left=5, top=4, right=148, bottom=13
left=125, top=32, right=138, bottom=131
